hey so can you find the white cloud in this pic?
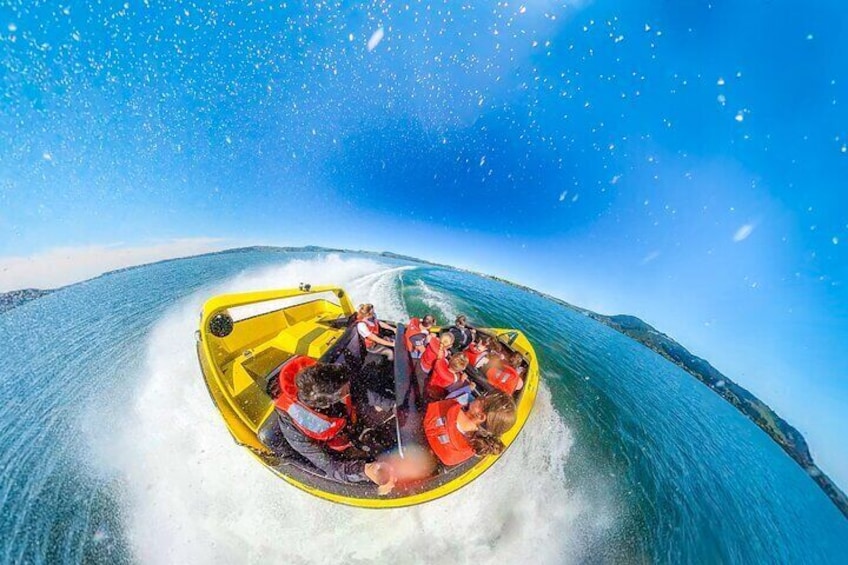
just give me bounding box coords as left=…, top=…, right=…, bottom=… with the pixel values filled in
left=733, top=223, right=755, bottom=242
left=0, top=238, right=228, bottom=292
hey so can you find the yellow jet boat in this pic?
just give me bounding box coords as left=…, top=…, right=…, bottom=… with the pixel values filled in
left=195, top=285, right=539, bottom=508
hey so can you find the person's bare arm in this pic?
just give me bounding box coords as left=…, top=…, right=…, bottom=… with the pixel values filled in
left=370, top=333, right=395, bottom=347
left=364, top=462, right=396, bottom=495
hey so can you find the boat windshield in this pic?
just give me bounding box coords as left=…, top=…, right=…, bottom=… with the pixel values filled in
left=229, top=290, right=342, bottom=323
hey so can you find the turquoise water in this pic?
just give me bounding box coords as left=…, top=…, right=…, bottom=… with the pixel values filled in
left=1, top=250, right=846, bottom=563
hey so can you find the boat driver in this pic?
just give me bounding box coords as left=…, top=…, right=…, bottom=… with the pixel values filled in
left=356, top=303, right=396, bottom=361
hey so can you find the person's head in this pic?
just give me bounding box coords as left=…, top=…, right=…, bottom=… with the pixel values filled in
left=475, top=335, right=491, bottom=349
left=439, top=332, right=455, bottom=348
left=422, top=314, right=436, bottom=328
left=455, top=315, right=468, bottom=327
left=449, top=353, right=469, bottom=372
left=465, top=392, right=517, bottom=457
left=357, top=303, right=375, bottom=320
left=509, top=352, right=524, bottom=367
left=465, top=391, right=517, bottom=437
left=485, top=355, right=503, bottom=372
left=296, top=364, right=350, bottom=410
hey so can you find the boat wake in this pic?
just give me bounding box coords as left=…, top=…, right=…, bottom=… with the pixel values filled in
left=413, top=279, right=458, bottom=322
left=92, top=255, right=601, bottom=564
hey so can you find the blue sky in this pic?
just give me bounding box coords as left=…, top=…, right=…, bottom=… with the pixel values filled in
left=1, top=1, right=847, bottom=485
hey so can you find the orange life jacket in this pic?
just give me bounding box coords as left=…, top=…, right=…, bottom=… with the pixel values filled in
left=274, top=355, right=353, bottom=451
left=404, top=317, right=422, bottom=352
left=486, top=365, right=523, bottom=395
left=423, top=399, right=475, bottom=466
left=419, top=335, right=442, bottom=373
left=463, top=343, right=485, bottom=367
left=358, top=316, right=381, bottom=349
left=427, top=358, right=462, bottom=400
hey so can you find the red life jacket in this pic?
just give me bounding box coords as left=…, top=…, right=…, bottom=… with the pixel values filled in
left=427, top=358, right=462, bottom=400
left=423, top=399, right=475, bottom=466
left=419, top=335, right=442, bottom=373
left=273, top=355, right=353, bottom=451
left=463, top=343, right=485, bottom=367
left=486, top=365, right=523, bottom=395
left=358, top=316, right=381, bottom=349
left=404, top=317, right=422, bottom=352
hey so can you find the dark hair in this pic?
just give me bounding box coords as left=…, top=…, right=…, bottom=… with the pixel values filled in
left=488, top=339, right=504, bottom=354
left=509, top=352, right=525, bottom=368
left=357, top=303, right=375, bottom=319
left=475, top=335, right=491, bottom=347
left=469, top=433, right=505, bottom=457
left=296, top=364, right=349, bottom=410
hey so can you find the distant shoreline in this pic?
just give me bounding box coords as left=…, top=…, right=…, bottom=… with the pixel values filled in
left=2, top=244, right=846, bottom=519
left=0, top=288, right=55, bottom=314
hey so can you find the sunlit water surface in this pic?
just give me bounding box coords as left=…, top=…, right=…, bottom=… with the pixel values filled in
left=1, top=250, right=846, bottom=564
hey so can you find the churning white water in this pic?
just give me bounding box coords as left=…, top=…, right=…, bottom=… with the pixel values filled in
left=415, top=280, right=458, bottom=323
left=93, top=255, right=593, bottom=564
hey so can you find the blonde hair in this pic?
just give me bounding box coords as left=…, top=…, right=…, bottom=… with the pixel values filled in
left=478, top=391, right=517, bottom=438
left=449, top=353, right=469, bottom=371
left=463, top=391, right=517, bottom=458
left=357, top=303, right=375, bottom=318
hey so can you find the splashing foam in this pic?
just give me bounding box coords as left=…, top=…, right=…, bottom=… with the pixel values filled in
left=97, top=255, right=591, bottom=563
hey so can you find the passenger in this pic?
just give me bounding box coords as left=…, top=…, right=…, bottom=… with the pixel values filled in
left=472, top=337, right=504, bottom=370
left=463, top=335, right=491, bottom=369
left=261, top=357, right=395, bottom=493
left=447, top=315, right=475, bottom=353
left=404, top=314, right=436, bottom=360
left=423, top=391, right=517, bottom=467
left=356, top=303, right=396, bottom=362
left=508, top=351, right=527, bottom=377
left=426, top=353, right=470, bottom=401
left=415, top=331, right=454, bottom=388
left=485, top=355, right=524, bottom=395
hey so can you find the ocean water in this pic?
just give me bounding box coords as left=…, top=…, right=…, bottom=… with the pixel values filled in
left=0, top=250, right=846, bottom=564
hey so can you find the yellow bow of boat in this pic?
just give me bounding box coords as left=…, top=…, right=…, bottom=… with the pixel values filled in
left=195, top=285, right=539, bottom=508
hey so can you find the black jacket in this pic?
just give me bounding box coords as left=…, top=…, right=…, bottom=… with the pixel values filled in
left=275, top=411, right=369, bottom=483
